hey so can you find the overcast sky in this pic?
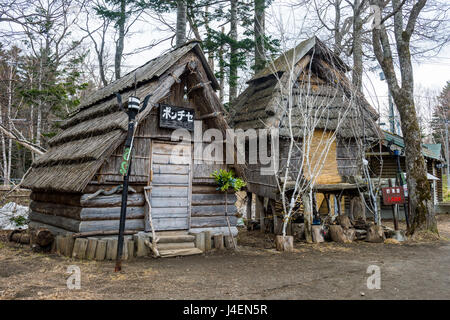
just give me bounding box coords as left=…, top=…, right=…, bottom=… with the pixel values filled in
left=121, top=1, right=449, bottom=133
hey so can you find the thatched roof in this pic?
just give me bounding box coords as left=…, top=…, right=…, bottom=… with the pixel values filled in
left=230, top=37, right=381, bottom=139
left=23, top=41, right=223, bottom=193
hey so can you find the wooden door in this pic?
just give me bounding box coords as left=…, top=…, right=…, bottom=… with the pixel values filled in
left=149, top=141, right=192, bottom=231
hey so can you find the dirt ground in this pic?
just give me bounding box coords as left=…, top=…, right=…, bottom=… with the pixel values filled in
left=0, top=215, right=449, bottom=300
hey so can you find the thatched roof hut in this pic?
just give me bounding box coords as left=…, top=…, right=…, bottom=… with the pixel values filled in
left=23, top=41, right=241, bottom=254
left=229, top=37, right=382, bottom=232
left=24, top=41, right=224, bottom=193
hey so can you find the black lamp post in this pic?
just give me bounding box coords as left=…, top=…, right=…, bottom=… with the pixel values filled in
left=115, top=94, right=151, bottom=272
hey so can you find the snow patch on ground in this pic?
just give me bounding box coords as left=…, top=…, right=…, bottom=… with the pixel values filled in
left=0, top=202, right=29, bottom=230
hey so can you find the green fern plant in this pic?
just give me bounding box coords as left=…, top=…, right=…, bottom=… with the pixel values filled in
left=211, top=169, right=246, bottom=192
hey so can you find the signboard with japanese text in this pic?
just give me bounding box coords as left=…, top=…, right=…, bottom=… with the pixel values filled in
left=159, top=104, right=195, bottom=131
left=382, top=187, right=406, bottom=205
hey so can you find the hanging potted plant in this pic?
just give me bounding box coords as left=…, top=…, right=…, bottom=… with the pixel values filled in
left=211, top=169, right=246, bottom=249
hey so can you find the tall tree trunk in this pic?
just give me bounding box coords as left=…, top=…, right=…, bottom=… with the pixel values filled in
left=219, top=26, right=225, bottom=103
left=176, top=0, right=187, bottom=47
left=36, top=54, right=43, bottom=147
left=371, top=0, right=437, bottom=234
left=205, top=5, right=214, bottom=70
left=98, top=31, right=108, bottom=87
left=254, top=0, right=266, bottom=73
left=333, top=0, right=342, bottom=55
left=398, top=93, right=437, bottom=233
left=352, top=0, right=364, bottom=92
left=229, top=0, right=238, bottom=106
left=115, top=0, right=126, bottom=80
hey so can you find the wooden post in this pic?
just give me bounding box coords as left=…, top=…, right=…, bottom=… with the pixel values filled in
left=95, top=240, right=107, bottom=261
left=204, top=231, right=212, bottom=251
left=122, top=239, right=128, bottom=260
left=376, top=193, right=382, bottom=225
left=302, top=191, right=313, bottom=243
left=214, top=234, right=224, bottom=250
left=72, top=238, right=88, bottom=259
left=134, top=235, right=148, bottom=257
left=56, top=235, right=64, bottom=255
left=246, top=192, right=253, bottom=221
left=64, top=235, right=75, bottom=257
left=255, top=195, right=265, bottom=233
left=325, top=194, right=331, bottom=214
left=336, top=194, right=342, bottom=217
left=275, top=235, right=294, bottom=252
left=144, top=192, right=151, bottom=232
left=194, top=232, right=205, bottom=251
left=106, top=239, right=118, bottom=260
left=127, top=239, right=135, bottom=260
left=85, top=238, right=98, bottom=260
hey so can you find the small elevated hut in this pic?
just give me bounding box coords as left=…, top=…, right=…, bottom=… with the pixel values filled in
left=23, top=41, right=240, bottom=249
left=229, top=37, right=381, bottom=233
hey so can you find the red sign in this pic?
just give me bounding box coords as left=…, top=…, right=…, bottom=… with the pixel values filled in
left=382, top=187, right=405, bottom=205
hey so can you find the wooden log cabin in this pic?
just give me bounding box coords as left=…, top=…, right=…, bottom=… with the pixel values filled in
left=367, top=130, right=444, bottom=220
left=229, top=37, right=381, bottom=232
left=22, top=41, right=241, bottom=251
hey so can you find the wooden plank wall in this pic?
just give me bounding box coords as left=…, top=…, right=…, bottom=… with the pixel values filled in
left=307, top=129, right=341, bottom=184
left=336, top=138, right=360, bottom=177
left=190, top=185, right=238, bottom=233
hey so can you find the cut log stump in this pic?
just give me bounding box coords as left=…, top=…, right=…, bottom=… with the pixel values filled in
left=311, top=226, right=324, bottom=243
left=204, top=231, right=212, bottom=251
left=214, top=235, right=224, bottom=250
left=95, top=240, right=107, bottom=261
left=35, top=229, right=53, bottom=247
left=337, top=216, right=352, bottom=229
left=344, top=228, right=356, bottom=242
left=329, top=225, right=347, bottom=243
left=366, top=225, right=385, bottom=243
left=275, top=235, right=294, bottom=252
left=72, top=238, right=88, bottom=259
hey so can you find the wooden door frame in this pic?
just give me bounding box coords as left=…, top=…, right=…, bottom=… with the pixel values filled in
left=147, top=139, right=193, bottom=231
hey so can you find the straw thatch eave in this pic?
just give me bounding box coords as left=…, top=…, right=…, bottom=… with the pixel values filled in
left=75, top=40, right=219, bottom=112
left=230, top=39, right=382, bottom=141
left=23, top=44, right=238, bottom=192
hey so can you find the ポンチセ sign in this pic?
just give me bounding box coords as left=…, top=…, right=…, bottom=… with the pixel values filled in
left=159, top=104, right=195, bottom=131
left=382, top=187, right=406, bottom=205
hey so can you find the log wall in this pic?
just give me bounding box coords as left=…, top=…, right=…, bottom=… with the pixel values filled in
left=29, top=192, right=145, bottom=234
left=189, top=184, right=238, bottom=234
